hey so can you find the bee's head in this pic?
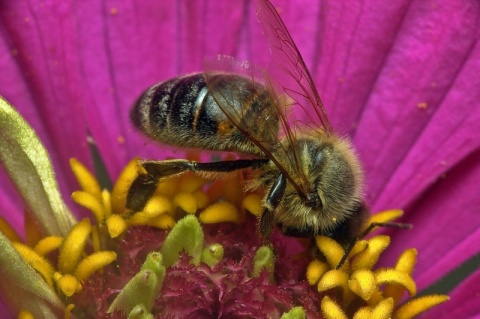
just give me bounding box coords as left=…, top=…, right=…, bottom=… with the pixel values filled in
left=279, top=135, right=364, bottom=236
left=308, top=135, right=364, bottom=226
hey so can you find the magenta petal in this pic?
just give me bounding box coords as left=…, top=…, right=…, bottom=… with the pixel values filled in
left=422, top=267, right=480, bottom=319
left=1, top=1, right=94, bottom=199
left=379, top=150, right=480, bottom=289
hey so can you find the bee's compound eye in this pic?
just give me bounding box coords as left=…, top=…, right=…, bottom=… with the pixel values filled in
left=314, top=152, right=324, bottom=167
left=305, top=192, right=322, bottom=209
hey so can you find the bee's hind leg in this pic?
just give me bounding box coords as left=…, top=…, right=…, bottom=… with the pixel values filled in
left=126, top=158, right=269, bottom=212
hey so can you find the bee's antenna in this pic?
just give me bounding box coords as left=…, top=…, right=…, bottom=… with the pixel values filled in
left=335, top=222, right=412, bottom=269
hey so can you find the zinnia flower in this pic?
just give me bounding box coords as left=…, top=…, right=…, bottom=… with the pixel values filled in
left=1, top=0, right=479, bottom=318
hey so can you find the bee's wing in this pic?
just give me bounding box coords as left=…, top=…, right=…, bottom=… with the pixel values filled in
left=254, top=0, right=333, bottom=135
left=204, top=55, right=310, bottom=197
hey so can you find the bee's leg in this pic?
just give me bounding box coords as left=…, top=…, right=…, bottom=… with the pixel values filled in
left=335, top=221, right=412, bottom=269
left=127, top=158, right=269, bottom=211
left=260, top=174, right=286, bottom=240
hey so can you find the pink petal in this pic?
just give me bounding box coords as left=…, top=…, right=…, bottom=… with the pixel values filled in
left=422, top=267, right=480, bottom=319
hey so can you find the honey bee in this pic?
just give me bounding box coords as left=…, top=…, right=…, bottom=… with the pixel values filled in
left=128, top=0, right=370, bottom=251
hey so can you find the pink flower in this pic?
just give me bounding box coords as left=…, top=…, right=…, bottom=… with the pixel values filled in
left=1, top=0, right=479, bottom=318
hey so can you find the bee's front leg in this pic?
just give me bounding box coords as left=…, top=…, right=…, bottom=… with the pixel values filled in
left=259, top=174, right=286, bottom=240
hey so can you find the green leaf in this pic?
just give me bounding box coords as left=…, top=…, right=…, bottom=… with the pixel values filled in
left=0, top=97, right=76, bottom=236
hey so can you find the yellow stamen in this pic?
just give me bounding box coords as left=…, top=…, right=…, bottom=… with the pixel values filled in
left=351, top=236, right=390, bottom=270
left=12, top=242, right=54, bottom=286
left=371, top=297, right=394, bottom=319
left=178, top=173, right=207, bottom=193
left=348, top=239, right=369, bottom=258
left=173, top=192, right=198, bottom=214
left=321, top=296, right=348, bottom=319
left=18, top=310, right=34, bottom=319
left=144, top=214, right=176, bottom=229
left=75, top=251, right=117, bottom=281
left=0, top=216, right=22, bottom=242
left=315, top=236, right=345, bottom=268
left=242, top=193, right=263, bottom=216
left=353, top=308, right=372, bottom=319
left=102, top=190, right=112, bottom=218
left=375, top=269, right=416, bottom=296
left=199, top=201, right=240, bottom=223
left=143, top=196, right=174, bottom=217
left=89, top=226, right=100, bottom=254
left=55, top=273, right=82, bottom=297
left=155, top=177, right=179, bottom=197
left=58, top=218, right=91, bottom=274
left=317, top=269, right=349, bottom=294
left=395, top=295, right=449, bottom=319
left=71, top=191, right=106, bottom=224
left=384, top=248, right=417, bottom=303
left=348, top=269, right=377, bottom=301
left=111, top=158, right=145, bottom=215
left=369, top=209, right=404, bottom=224
left=33, top=236, right=63, bottom=256
left=306, top=259, right=330, bottom=285
left=192, top=189, right=209, bottom=209
left=65, top=304, right=75, bottom=319
left=105, top=214, right=128, bottom=238
left=70, top=158, right=102, bottom=201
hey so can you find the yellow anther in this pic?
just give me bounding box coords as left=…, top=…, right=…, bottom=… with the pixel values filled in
left=91, top=226, right=101, bottom=253
left=375, top=269, right=416, bottom=296
left=72, top=191, right=106, bottom=224
left=395, top=294, right=449, bottom=319
left=143, top=196, right=173, bottom=217
left=173, top=192, right=198, bottom=214
left=353, top=308, right=372, bottom=319
left=315, top=236, right=345, bottom=268
left=56, top=273, right=82, bottom=297
left=317, top=269, right=348, bottom=292
left=12, top=242, right=55, bottom=286
left=146, top=214, right=176, bottom=229
left=102, top=190, right=112, bottom=218
left=321, top=296, right=348, bottom=319
left=70, top=158, right=102, bottom=201
left=394, top=248, right=417, bottom=274
left=242, top=193, right=263, bottom=216
left=75, top=251, right=117, bottom=281
left=0, top=216, right=22, bottom=242
left=371, top=297, right=394, bottom=319
left=155, top=176, right=179, bottom=197
left=18, top=310, right=34, bottom=319
left=178, top=173, right=207, bottom=193
left=33, top=236, right=63, bottom=256
left=58, top=218, right=92, bottom=274
left=384, top=248, right=418, bottom=303
left=65, top=304, right=75, bottom=319
left=348, top=269, right=377, bottom=301
left=199, top=201, right=240, bottom=223
left=111, top=158, right=145, bottom=215
left=192, top=189, right=209, bottom=209
left=368, top=209, right=404, bottom=225
left=105, top=214, right=128, bottom=238
left=348, top=239, right=369, bottom=258
left=306, top=259, right=329, bottom=285
left=351, top=235, right=390, bottom=270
